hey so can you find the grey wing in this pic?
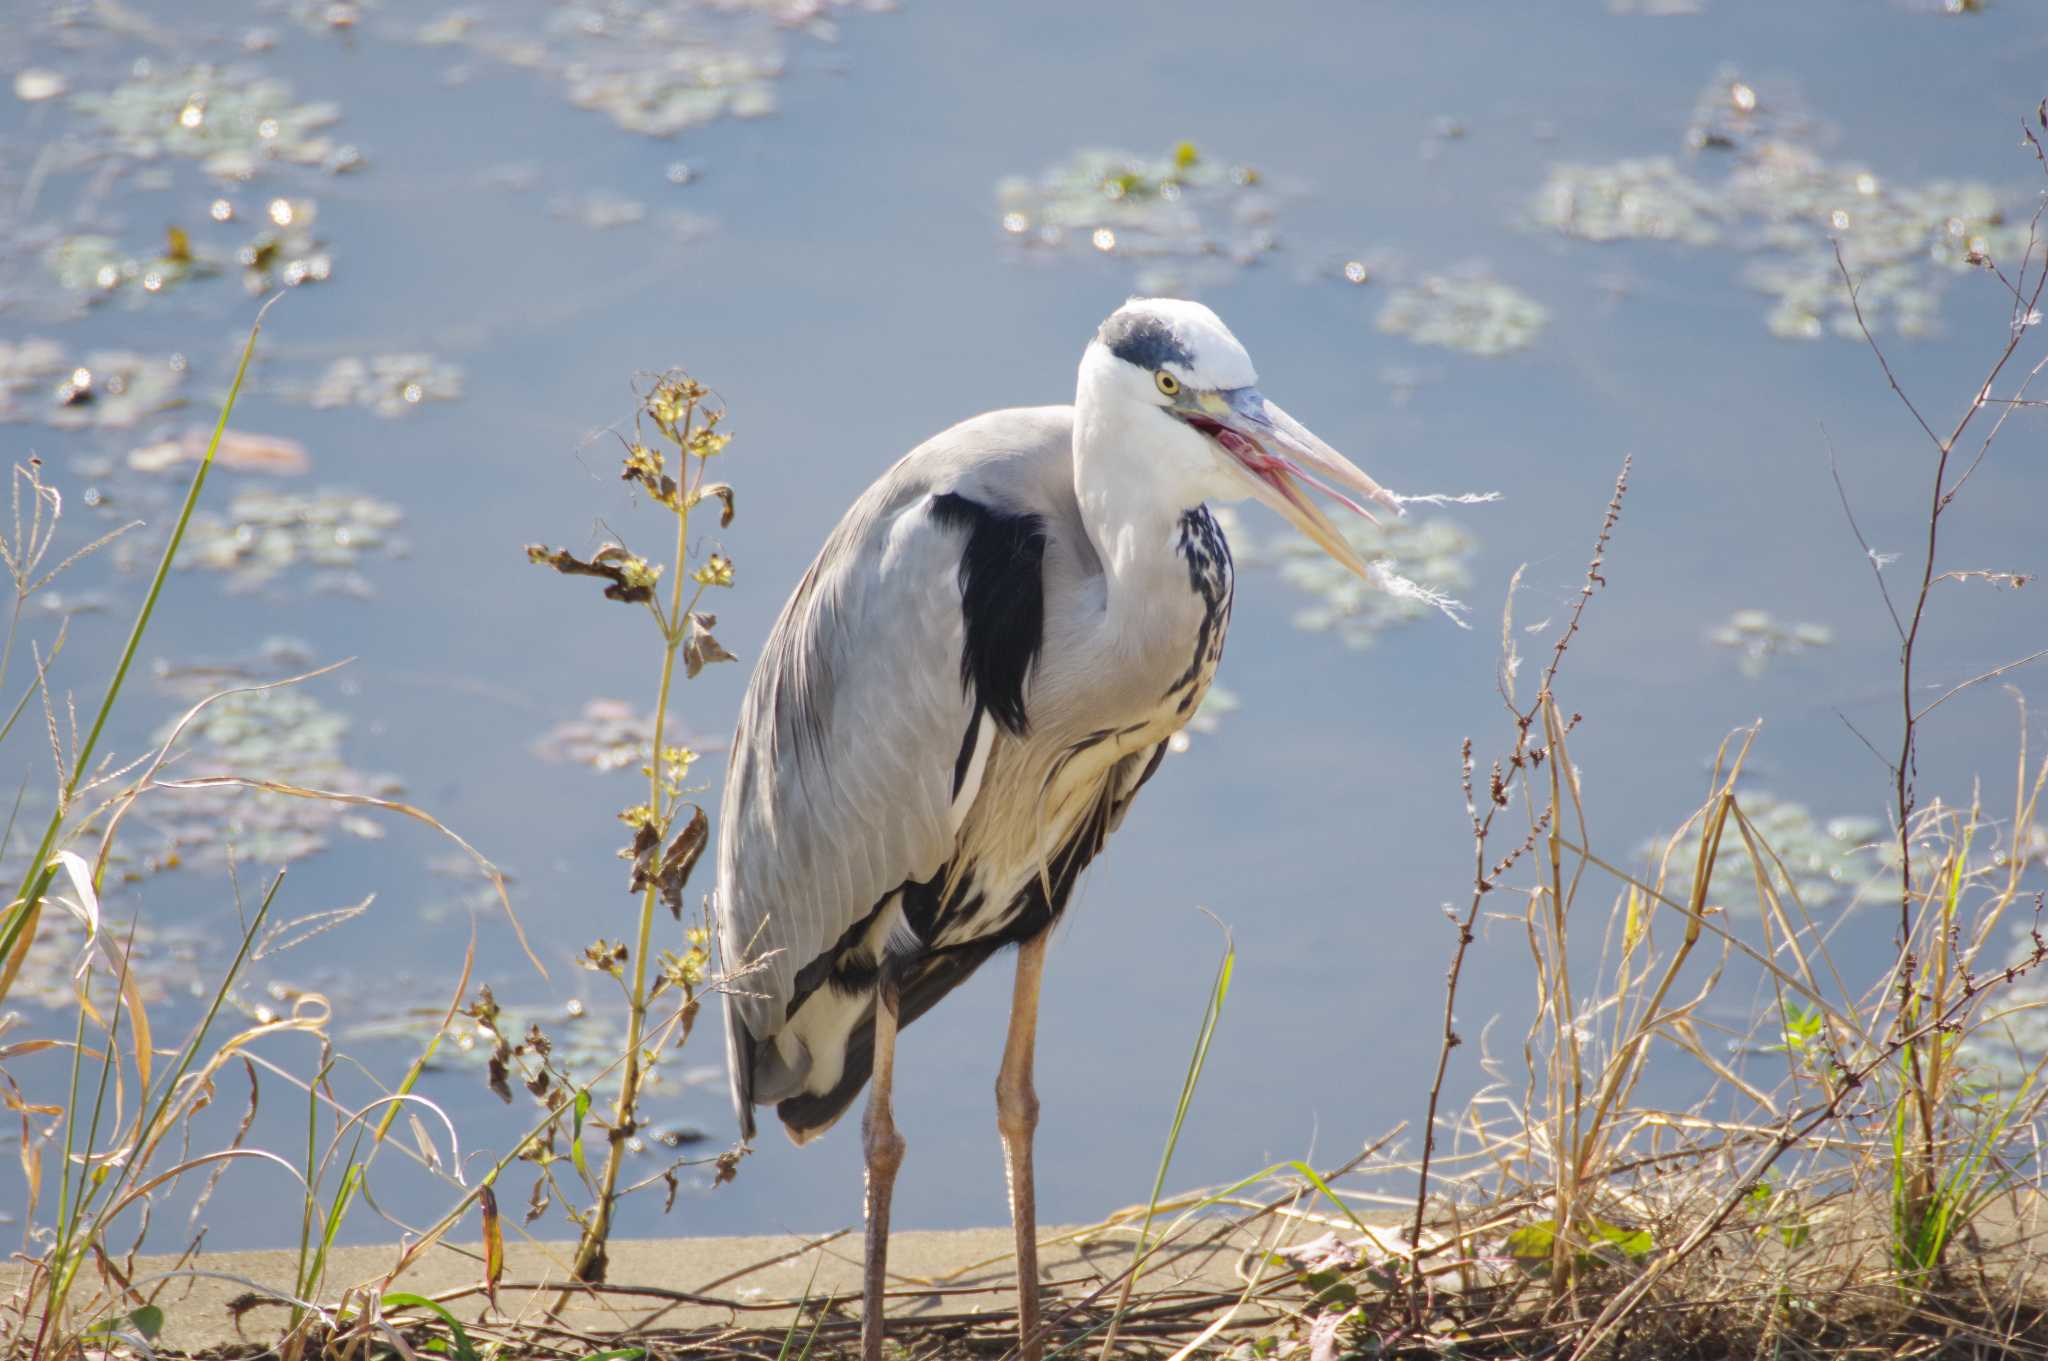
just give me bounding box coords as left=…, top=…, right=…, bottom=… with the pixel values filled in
left=715, top=476, right=981, bottom=1123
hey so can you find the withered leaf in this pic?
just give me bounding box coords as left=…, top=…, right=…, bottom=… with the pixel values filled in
left=526, top=543, right=659, bottom=605
left=683, top=612, right=738, bottom=678
left=658, top=806, right=709, bottom=920
left=624, top=820, right=660, bottom=898
left=480, top=1182, right=504, bottom=1306
left=486, top=1054, right=512, bottom=1105
left=700, top=482, right=734, bottom=527
left=525, top=1171, right=550, bottom=1224
left=663, top=1167, right=680, bottom=1214
left=714, top=1148, right=743, bottom=1186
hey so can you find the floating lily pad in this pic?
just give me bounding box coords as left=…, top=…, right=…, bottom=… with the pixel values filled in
left=343, top=987, right=716, bottom=1114
left=1640, top=790, right=1896, bottom=916
left=996, top=143, right=1280, bottom=293
left=1684, top=69, right=1811, bottom=154
left=233, top=197, right=335, bottom=289
left=3, top=909, right=218, bottom=1013
left=1709, top=609, right=1833, bottom=677
left=1526, top=67, right=2032, bottom=340
left=275, top=353, right=463, bottom=415
left=413, top=0, right=879, bottom=140
left=138, top=682, right=402, bottom=869
left=534, top=699, right=655, bottom=772
left=1376, top=271, right=1549, bottom=357
left=261, top=0, right=375, bottom=37
left=130, top=428, right=312, bottom=476
left=0, top=340, right=187, bottom=429
left=151, top=636, right=320, bottom=700
left=20, top=187, right=328, bottom=315
left=533, top=699, right=726, bottom=773
left=550, top=191, right=647, bottom=230
left=1530, top=157, right=1727, bottom=246
left=177, top=488, right=407, bottom=596
left=43, top=229, right=220, bottom=303
left=70, top=61, right=355, bottom=180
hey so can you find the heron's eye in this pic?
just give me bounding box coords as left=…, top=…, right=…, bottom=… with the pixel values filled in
left=1154, top=370, right=1181, bottom=397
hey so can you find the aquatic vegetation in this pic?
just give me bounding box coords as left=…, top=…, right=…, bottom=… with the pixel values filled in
left=70, top=61, right=357, bottom=180
left=996, top=142, right=1281, bottom=293
left=551, top=191, right=648, bottom=230
left=129, top=428, right=312, bottom=476
left=138, top=683, right=403, bottom=868
left=534, top=698, right=657, bottom=772
left=1683, top=69, right=1811, bottom=154
left=276, top=352, right=464, bottom=415
left=1709, top=609, right=1833, bottom=677
left=41, top=210, right=327, bottom=305
left=533, top=698, right=724, bottom=772
left=150, top=635, right=320, bottom=700
left=1231, top=512, right=1478, bottom=649
left=1726, top=142, right=2024, bottom=340
left=1375, top=271, right=1550, bottom=357
left=176, top=487, right=407, bottom=596
left=413, top=0, right=884, bottom=140
left=1530, top=157, right=1727, bottom=246
left=42, top=228, right=219, bottom=303
left=234, top=196, right=336, bottom=289
left=0, top=340, right=187, bottom=429
left=5, top=910, right=215, bottom=1012
left=1527, top=68, right=2032, bottom=339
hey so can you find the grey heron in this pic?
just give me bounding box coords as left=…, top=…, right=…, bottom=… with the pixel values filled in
left=716, top=298, right=1399, bottom=1361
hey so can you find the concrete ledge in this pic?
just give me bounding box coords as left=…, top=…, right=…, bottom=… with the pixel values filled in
left=79, top=1223, right=1259, bottom=1351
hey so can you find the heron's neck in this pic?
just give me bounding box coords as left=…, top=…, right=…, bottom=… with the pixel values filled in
left=1071, top=394, right=1216, bottom=625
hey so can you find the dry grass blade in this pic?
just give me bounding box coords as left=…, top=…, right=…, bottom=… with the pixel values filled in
left=152, top=775, right=538, bottom=976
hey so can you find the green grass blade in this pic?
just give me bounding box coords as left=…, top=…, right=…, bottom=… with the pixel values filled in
left=380, top=1293, right=479, bottom=1361
left=0, top=296, right=279, bottom=1000
left=1097, top=926, right=1234, bottom=1360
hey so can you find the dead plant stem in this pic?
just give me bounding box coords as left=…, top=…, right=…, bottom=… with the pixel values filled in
left=572, top=469, right=699, bottom=1284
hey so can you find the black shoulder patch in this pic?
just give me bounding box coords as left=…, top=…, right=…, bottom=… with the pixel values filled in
left=1097, top=311, right=1195, bottom=372
left=952, top=699, right=986, bottom=799
left=929, top=493, right=1047, bottom=735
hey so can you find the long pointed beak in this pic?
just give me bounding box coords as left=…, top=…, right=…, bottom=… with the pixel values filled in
left=1190, top=388, right=1401, bottom=580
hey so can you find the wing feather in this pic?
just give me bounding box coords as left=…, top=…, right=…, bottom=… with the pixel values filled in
left=717, top=475, right=977, bottom=1052
left=716, top=407, right=1076, bottom=1135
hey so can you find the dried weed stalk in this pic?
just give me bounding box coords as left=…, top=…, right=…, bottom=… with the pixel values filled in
left=523, top=371, right=743, bottom=1285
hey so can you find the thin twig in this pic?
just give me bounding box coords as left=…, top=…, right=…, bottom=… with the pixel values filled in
left=1405, top=458, right=1628, bottom=1320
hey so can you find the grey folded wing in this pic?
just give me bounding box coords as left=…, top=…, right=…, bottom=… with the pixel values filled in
left=715, top=471, right=979, bottom=1066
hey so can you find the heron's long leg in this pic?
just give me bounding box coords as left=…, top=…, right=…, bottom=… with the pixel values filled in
left=997, top=932, right=1049, bottom=1361
left=861, top=975, right=906, bottom=1361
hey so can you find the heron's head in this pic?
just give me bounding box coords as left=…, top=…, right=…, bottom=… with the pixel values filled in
left=1079, top=297, right=1400, bottom=579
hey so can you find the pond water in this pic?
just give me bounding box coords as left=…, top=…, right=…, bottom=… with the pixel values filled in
left=2, top=0, right=2046, bottom=1255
